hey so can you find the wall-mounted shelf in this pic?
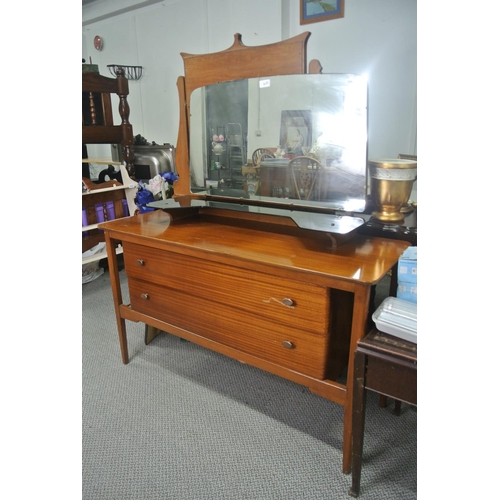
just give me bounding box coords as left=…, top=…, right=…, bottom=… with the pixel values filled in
left=107, top=64, right=143, bottom=81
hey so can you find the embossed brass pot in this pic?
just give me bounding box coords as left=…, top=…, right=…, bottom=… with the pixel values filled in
left=369, top=158, right=417, bottom=222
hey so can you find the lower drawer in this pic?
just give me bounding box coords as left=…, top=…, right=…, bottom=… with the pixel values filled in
left=128, top=277, right=330, bottom=379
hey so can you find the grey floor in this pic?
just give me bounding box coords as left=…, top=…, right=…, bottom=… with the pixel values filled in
left=83, top=269, right=416, bottom=499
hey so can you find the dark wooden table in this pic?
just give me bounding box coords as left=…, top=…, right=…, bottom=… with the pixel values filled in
left=349, top=328, right=417, bottom=497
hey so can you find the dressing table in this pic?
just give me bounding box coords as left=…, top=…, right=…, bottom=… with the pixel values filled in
left=99, top=32, right=410, bottom=473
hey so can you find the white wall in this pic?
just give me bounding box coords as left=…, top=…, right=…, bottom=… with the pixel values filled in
left=82, top=0, right=417, bottom=162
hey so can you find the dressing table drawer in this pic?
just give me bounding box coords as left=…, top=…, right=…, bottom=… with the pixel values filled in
left=128, top=277, right=330, bottom=378
left=123, top=242, right=330, bottom=335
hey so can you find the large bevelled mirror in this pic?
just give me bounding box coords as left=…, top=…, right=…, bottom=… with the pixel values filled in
left=189, top=73, right=368, bottom=213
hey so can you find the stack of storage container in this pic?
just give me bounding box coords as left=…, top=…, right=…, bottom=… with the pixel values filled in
left=372, top=246, right=417, bottom=343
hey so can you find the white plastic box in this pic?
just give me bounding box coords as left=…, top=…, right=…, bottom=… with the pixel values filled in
left=372, top=296, right=417, bottom=344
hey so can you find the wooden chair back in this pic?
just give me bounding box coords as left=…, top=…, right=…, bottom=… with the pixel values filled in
left=289, top=156, right=322, bottom=201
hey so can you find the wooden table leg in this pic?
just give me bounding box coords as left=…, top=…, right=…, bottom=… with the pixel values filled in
left=349, top=349, right=367, bottom=498
left=393, top=399, right=402, bottom=416
left=342, top=284, right=371, bottom=473
left=104, top=233, right=129, bottom=364
left=145, top=324, right=162, bottom=345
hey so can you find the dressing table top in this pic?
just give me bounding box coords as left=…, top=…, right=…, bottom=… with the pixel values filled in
left=101, top=209, right=409, bottom=287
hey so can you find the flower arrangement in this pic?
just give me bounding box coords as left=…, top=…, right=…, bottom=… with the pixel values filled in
left=135, top=171, right=179, bottom=214
left=310, top=143, right=322, bottom=160
left=159, top=171, right=179, bottom=198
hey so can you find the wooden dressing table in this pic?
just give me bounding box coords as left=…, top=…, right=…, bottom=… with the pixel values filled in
left=99, top=33, right=410, bottom=473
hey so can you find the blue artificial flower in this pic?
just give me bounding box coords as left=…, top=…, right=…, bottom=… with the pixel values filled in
left=161, top=171, right=179, bottom=185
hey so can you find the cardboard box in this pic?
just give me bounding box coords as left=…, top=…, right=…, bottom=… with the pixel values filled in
left=397, top=282, right=417, bottom=304
left=398, top=246, right=417, bottom=285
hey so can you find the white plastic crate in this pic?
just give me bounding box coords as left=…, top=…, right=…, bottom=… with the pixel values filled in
left=372, top=296, right=417, bottom=344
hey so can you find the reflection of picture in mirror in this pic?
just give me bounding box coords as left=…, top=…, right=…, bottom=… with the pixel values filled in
left=287, top=127, right=307, bottom=153
left=280, top=110, right=312, bottom=154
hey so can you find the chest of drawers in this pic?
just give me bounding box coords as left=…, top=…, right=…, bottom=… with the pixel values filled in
left=125, top=241, right=331, bottom=378
left=100, top=208, right=409, bottom=472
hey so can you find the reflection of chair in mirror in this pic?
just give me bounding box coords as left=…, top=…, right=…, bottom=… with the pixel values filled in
left=252, top=148, right=274, bottom=166
left=289, top=156, right=322, bottom=201
left=227, top=123, right=246, bottom=171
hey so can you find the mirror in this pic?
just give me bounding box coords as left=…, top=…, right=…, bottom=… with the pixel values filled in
left=189, top=73, right=368, bottom=213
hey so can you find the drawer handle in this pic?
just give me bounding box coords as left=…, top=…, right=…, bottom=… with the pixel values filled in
left=282, top=340, right=295, bottom=349
left=281, top=298, right=295, bottom=307
left=140, top=293, right=149, bottom=300
left=137, top=259, right=145, bottom=266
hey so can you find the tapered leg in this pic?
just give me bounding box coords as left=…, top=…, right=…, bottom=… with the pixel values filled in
left=104, top=233, right=129, bottom=364
left=145, top=324, right=162, bottom=345
left=349, top=350, right=367, bottom=497
left=393, top=399, right=402, bottom=416
left=343, top=284, right=371, bottom=473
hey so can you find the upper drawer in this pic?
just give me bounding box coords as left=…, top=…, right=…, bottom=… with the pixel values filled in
left=123, top=241, right=330, bottom=335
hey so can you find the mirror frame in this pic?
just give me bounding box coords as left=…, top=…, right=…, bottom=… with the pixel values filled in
left=173, top=32, right=327, bottom=204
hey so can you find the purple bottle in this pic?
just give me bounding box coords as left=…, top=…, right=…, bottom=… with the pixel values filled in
left=105, top=201, right=116, bottom=221
left=122, top=199, right=129, bottom=217
left=95, top=204, right=105, bottom=223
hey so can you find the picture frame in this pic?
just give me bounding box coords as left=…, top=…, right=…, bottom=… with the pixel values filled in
left=280, top=110, right=312, bottom=155
left=300, top=0, right=345, bottom=25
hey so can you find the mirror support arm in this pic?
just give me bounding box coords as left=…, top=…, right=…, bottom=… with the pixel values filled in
left=173, top=75, right=191, bottom=198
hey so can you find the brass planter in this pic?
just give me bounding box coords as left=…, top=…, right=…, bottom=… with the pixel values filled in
left=369, top=158, right=417, bottom=222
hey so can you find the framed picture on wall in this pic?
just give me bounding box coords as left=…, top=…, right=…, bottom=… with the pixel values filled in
left=300, top=0, right=345, bottom=25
